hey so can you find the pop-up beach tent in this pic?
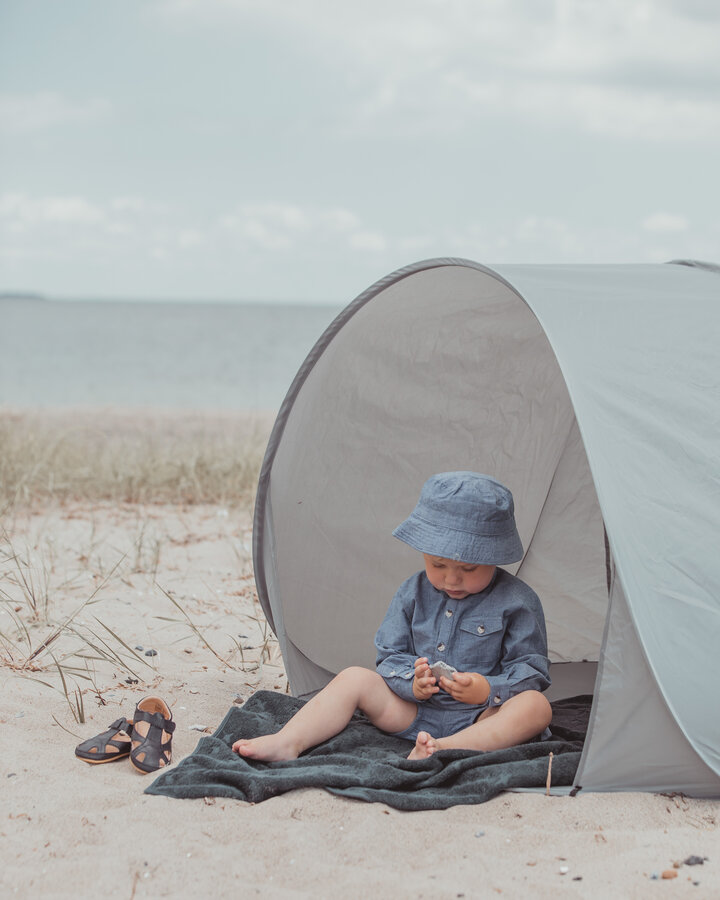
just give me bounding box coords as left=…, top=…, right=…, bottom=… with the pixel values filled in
left=252, top=259, right=720, bottom=797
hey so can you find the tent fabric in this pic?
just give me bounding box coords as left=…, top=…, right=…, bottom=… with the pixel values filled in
left=253, top=258, right=720, bottom=796
left=576, top=577, right=720, bottom=794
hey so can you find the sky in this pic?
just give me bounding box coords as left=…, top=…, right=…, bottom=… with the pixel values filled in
left=1, top=0, right=719, bottom=303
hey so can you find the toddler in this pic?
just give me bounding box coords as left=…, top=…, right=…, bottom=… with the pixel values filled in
left=233, top=471, right=552, bottom=761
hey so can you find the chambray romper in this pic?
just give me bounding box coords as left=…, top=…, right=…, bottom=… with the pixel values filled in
left=375, top=568, right=551, bottom=742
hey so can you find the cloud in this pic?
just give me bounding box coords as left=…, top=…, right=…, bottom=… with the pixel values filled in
left=513, top=216, right=581, bottom=254
left=111, top=196, right=148, bottom=213
left=220, top=203, right=365, bottom=250
left=149, top=0, right=720, bottom=86
left=0, top=193, right=374, bottom=280
left=220, top=204, right=305, bottom=249
left=436, top=215, right=587, bottom=264
left=0, top=192, right=205, bottom=269
left=440, top=210, right=720, bottom=267
left=178, top=228, right=207, bottom=248
left=0, top=192, right=170, bottom=232
left=0, top=193, right=106, bottom=227
left=349, top=231, right=387, bottom=252
left=642, top=212, right=690, bottom=233
left=443, top=72, right=720, bottom=140
left=0, top=92, right=109, bottom=134
left=1, top=186, right=715, bottom=299
left=656, top=0, right=720, bottom=22
left=150, top=0, right=720, bottom=143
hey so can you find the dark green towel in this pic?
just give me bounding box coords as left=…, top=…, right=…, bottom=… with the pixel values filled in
left=145, top=691, right=588, bottom=810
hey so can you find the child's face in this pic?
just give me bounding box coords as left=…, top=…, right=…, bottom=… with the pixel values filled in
left=423, top=554, right=496, bottom=600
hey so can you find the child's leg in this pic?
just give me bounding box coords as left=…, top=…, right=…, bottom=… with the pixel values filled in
left=408, top=690, right=552, bottom=759
left=233, top=666, right=418, bottom=761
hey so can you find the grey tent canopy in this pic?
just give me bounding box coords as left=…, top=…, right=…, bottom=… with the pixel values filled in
left=253, top=258, right=720, bottom=797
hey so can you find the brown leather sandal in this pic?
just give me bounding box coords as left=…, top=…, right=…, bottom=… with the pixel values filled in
left=130, top=697, right=175, bottom=774
left=74, top=717, right=133, bottom=764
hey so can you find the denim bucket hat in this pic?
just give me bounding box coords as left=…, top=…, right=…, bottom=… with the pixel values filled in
left=392, top=472, right=523, bottom=565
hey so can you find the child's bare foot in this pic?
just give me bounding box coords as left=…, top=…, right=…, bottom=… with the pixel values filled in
left=232, top=733, right=301, bottom=761
left=407, top=731, right=440, bottom=760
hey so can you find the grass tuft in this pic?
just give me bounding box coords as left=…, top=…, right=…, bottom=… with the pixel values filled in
left=0, top=409, right=272, bottom=511
left=154, top=582, right=240, bottom=669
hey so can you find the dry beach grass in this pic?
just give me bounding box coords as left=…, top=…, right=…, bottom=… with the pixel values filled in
left=1, top=410, right=719, bottom=898
left=0, top=408, right=273, bottom=511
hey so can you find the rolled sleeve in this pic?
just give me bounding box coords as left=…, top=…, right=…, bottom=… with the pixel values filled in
left=374, top=578, right=420, bottom=703
left=483, top=601, right=550, bottom=705
left=375, top=655, right=417, bottom=702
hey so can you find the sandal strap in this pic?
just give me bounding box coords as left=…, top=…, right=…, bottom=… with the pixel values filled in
left=108, top=717, right=133, bottom=736
left=131, top=706, right=174, bottom=769
left=76, top=717, right=133, bottom=756
left=134, top=708, right=175, bottom=734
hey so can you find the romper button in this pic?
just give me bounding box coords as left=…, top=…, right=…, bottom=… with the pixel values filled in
left=445, top=610, right=453, bottom=618
left=437, top=643, right=445, bottom=651
left=493, top=696, right=501, bottom=704
left=477, top=625, right=485, bottom=634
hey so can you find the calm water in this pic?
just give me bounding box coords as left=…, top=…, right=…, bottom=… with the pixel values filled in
left=0, top=299, right=343, bottom=410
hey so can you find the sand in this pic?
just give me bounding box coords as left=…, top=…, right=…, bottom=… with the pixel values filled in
left=1, top=501, right=718, bottom=899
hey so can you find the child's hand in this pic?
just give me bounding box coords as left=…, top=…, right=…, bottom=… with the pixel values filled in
left=439, top=671, right=490, bottom=705
left=412, top=657, right=439, bottom=700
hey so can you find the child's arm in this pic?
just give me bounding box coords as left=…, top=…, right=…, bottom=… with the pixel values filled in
left=482, top=603, right=550, bottom=708
left=375, top=574, right=427, bottom=703
left=459, top=585, right=550, bottom=709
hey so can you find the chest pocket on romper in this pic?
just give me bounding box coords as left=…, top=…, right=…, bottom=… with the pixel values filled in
left=455, top=617, right=505, bottom=673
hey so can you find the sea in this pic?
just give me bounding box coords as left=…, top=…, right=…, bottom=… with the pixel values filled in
left=0, top=298, right=344, bottom=411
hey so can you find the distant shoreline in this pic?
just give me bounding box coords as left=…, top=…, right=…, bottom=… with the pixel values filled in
left=0, top=291, right=342, bottom=308
left=0, top=291, right=46, bottom=301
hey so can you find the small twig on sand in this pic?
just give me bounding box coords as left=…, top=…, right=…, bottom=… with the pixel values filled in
left=546, top=751, right=554, bottom=795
